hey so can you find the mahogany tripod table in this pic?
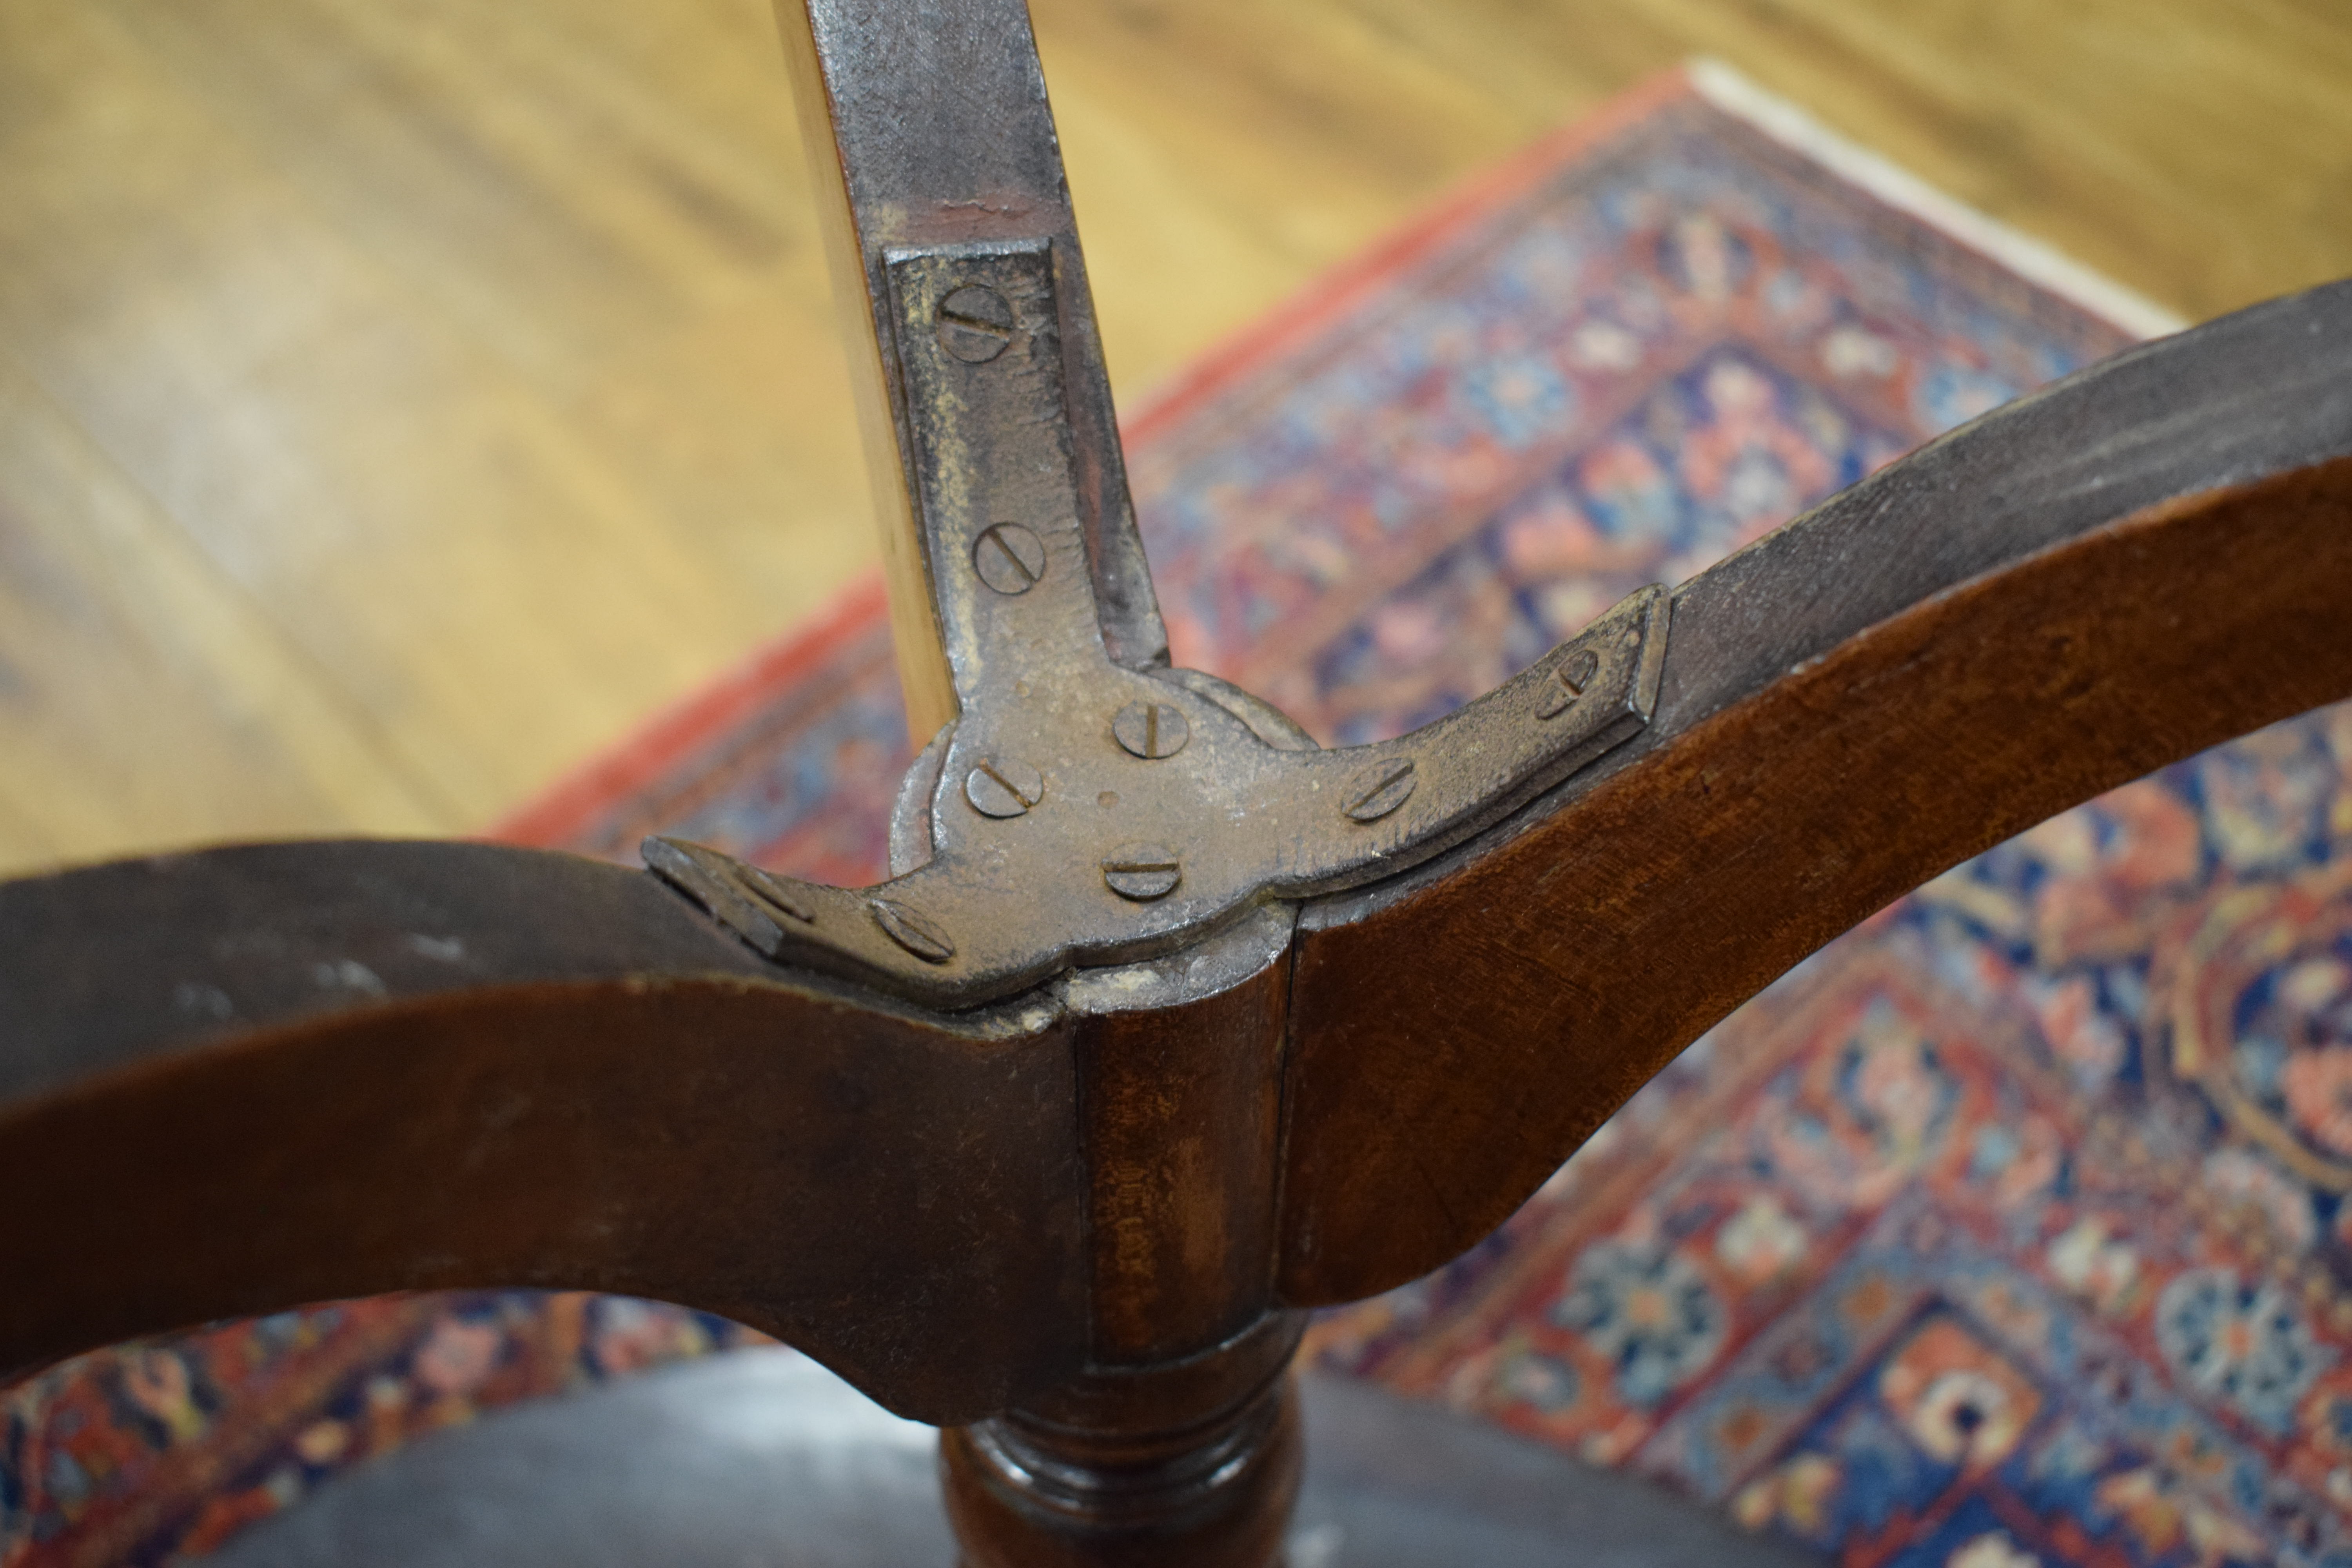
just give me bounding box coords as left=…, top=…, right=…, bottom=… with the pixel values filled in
left=5, top=3, right=2352, bottom=1563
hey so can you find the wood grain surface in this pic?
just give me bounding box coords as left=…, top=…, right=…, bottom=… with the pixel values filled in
left=2, top=0, right=2347, bottom=876
left=1278, top=269, right=2352, bottom=1301
left=0, top=840, right=1094, bottom=1422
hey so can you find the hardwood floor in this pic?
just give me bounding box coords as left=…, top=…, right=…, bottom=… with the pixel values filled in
left=2, top=0, right=2347, bottom=876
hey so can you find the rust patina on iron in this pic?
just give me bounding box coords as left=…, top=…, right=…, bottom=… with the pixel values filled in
left=3, top=1, right=2352, bottom=1563
left=642, top=237, right=1668, bottom=1008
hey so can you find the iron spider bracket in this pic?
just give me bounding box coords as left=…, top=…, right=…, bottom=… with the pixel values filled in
left=644, top=240, right=1669, bottom=1008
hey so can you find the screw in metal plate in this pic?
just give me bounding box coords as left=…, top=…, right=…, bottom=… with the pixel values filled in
left=1342, top=757, right=1418, bottom=823
left=735, top=863, right=817, bottom=923
left=1536, top=647, right=1603, bottom=720
left=871, top=898, right=955, bottom=964
left=1112, top=701, right=1190, bottom=760
left=972, top=523, right=1047, bottom=595
left=965, top=757, right=1045, bottom=818
left=936, top=284, right=1014, bottom=363
left=1101, top=842, right=1181, bottom=902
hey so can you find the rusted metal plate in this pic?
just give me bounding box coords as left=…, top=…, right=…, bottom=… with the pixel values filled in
left=639, top=241, right=1667, bottom=1007
left=646, top=583, right=1662, bottom=1005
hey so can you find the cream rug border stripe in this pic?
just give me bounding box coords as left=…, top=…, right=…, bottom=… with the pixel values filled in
left=1688, top=58, right=2189, bottom=342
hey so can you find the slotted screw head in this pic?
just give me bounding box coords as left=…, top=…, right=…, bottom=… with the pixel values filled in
left=936, top=285, right=1014, bottom=363
left=1535, top=647, right=1602, bottom=720
left=965, top=757, right=1045, bottom=818
left=1112, top=701, right=1190, bottom=760
left=735, top=863, right=817, bottom=923
left=1343, top=758, right=1418, bottom=823
left=871, top=898, right=954, bottom=964
left=1102, top=843, right=1181, bottom=902
left=973, top=523, right=1047, bottom=595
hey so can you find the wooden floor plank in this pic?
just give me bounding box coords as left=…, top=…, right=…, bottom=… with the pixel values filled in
left=0, top=2, right=793, bottom=839
left=0, top=350, right=445, bottom=858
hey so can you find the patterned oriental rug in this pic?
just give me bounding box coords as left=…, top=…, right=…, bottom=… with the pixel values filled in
left=16, top=58, right=2349, bottom=1568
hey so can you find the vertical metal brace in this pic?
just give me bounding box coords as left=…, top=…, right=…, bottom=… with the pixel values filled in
left=886, top=243, right=1115, bottom=701
left=773, top=0, right=1167, bottom=744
